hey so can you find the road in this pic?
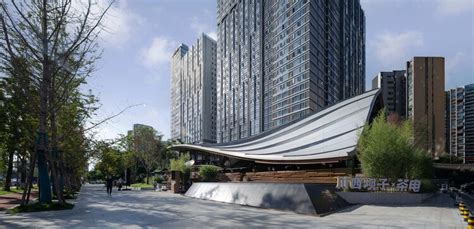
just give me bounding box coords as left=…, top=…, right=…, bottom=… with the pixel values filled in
left=0, top=184, right=467, bottom=228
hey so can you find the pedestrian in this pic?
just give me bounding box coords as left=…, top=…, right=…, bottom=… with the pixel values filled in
left=106, top=175, right=113, bottom=196
left=118, top=178, right=123, bottom=191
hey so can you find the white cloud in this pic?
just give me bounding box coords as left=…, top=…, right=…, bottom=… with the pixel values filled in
left=101, top=0, right=145, bottom=46
left=447, top=52, right=466, bottom=71
left=436, top=0, right=473, bottom=15
left=72, top=0, right=145, bottom=47
left=190, top=16, right=217, bottom=40
left=140, top=37, right=178, bottom=69
left=372, top=31, right=424, bottom=68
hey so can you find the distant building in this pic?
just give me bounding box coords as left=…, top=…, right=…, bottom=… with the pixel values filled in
left=170, top=34, right=217, bottom=144
left=406, top=57, right=445, bottom=158
left=130, top=124, right=157, bottom=152
left=170, top=44, right=188, bottom=143
left=446, top=87, right=466, bottom=161
left=465, top=84, right=474, bottom=163
left=372, top=70, right=406, bottom=118
left=445, top=91, right=451, bottom=158
left=216, top=0, right=366, bottom=143
left=448, top=84, right=474, bottom=163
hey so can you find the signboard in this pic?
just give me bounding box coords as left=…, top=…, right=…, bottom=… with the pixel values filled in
left=336, top=177, right=421, bottom=193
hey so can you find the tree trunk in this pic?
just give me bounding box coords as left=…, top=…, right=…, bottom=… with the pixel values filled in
left=21, top=152, right=36, bottom=206
left=20, top=157, right=27, bottom=189
left=36, top=0, right=52, bottom=204
left=49, top=75, right=65, bottom=205
left=3, top=149, right=14, bottom=191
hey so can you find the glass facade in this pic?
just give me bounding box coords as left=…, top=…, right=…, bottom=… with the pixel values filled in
left=217, top=0, right=264, bottom=143
left=217, top=0, right=365, bottom=143
left=170, top=44, right=188, bottom=142
left=170, top=34, right=217, bottom=143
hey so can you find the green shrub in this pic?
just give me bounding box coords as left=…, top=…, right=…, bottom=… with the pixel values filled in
left=357, top=111, right=433, bottom=180
left=420, top=179, right=437, bottom=193
left=199, top=165, right=219, bottom=181
left=170, top=153, right=190, bottom=174
left=411, top=150, right=434, bottom=178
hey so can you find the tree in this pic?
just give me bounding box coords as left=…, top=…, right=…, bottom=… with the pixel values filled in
left=0, top=0, right=112, bottom=204
left=0, top=56, right=38, bottom=191
left=170, top=153, right=190, bottom=175
left=132, top=125, right=161, bottom=184
left=157, top=140, right=178, bottom=170
left=357, top=111, right=433, bottom=181
left=92, top=140, right=124, bottom=178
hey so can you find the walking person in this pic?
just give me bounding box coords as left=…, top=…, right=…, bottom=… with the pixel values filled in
left=106, top=175, right=113, bottom=196
left=118, top=178, right=123, bottom=191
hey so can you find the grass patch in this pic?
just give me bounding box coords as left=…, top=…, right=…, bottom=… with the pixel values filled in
left=130, top=183, right=153, bottom=188
left=8, top=189, right=26, bottom=194
left=7, top=202, right=74, bottom=214
left=0, top=183, right=39, bottom=195
left=0, top=188, right=33, bottom=195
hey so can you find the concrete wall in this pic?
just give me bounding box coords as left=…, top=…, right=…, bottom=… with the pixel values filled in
left=185, top=182, right=348, bottom=215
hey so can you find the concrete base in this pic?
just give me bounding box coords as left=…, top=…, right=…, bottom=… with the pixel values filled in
left=336, top=192, right=434, bottom=205
left=185, top=182, right=348, bottom=215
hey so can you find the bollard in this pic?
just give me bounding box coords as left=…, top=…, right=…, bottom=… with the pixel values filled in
left=468, top=215, right=474, bottom=229
left=463, top=210, right=469, bottom=222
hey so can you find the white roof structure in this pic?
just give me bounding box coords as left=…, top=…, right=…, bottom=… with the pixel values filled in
left=171, top=89, right=382, bottom=164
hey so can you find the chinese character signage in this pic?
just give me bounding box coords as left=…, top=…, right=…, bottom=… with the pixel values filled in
left=336, top=177, right=421, bottom=193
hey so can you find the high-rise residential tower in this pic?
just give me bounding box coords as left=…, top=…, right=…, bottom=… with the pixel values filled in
left=216, top=0, right=365, bottom=143
left=372, top=70, right=406, bottom=118
left=170, top=44, right=188, bottom=142
left=446, top=84, right=474, bottom=163
left=406, top=57, right=445, bottom=158
left=465, top=84, right=474, bottom=163
left=446, top=87, right=466, bottom=161
left=170, top=34, right=217, bottom=144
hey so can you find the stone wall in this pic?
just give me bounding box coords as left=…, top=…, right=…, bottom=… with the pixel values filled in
left=219, top=169, right=351, bottom=184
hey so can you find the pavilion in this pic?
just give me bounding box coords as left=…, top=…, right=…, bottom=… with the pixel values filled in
left=171, top=89, right=382, bottom=167
left=173, top=89, right=383, bottom=215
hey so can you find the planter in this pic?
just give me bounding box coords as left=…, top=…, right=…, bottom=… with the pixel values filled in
left=336, top=191, right=433, bottom=204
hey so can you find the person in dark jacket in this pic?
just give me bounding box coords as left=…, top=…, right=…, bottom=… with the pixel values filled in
left=106, top=175, right=113, bottom=196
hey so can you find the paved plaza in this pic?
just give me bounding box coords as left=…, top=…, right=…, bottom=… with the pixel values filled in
left=0, top=184, right=467, bottom=228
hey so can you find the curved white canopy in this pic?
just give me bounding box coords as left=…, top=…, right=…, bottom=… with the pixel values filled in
left=171, top=89, right=382, bottom=164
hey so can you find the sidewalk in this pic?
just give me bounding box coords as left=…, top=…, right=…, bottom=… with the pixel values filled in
left=0, top=184, right=468, bottom=228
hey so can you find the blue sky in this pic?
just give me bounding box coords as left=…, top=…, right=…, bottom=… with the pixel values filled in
left=85, top=0, right=474, bottom=140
